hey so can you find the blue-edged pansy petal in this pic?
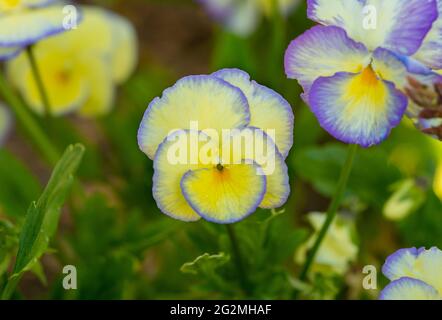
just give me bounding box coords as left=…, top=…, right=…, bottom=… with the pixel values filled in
left=221, top=127, right=290, bottom=209
left=181, top=161, right=266, bottom=224
left=0, top=5, right=81, bottom=47
left=23, top=0, right=56, bottom=8
left=284, top=25, right=370, bottom=101
left=309, top=68, right=408, bottom=147
left=382, top=247, right=422, bottom=281
left=0, top=46, right=21, bottom=61
left=379, top=277, right=440, bottom=300
left=213, top=68, right=294, bottom=158
left=413, top=0, right=442, bottom=69
left=307, top=0, right=437, bottom=55
left=152, top=130, right=217, bottom=222
left=382, top=247, right=442, bottom=293
left=371, top=47, right=408, bottom=89
left=138, top=75, right=250, bottom=160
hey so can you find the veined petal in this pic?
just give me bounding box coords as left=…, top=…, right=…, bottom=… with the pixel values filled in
left=371, top=47, right=408, bottom=89
left=213, top=68, right=294, bottom=158
left=221, top=127, right=290, bottom=209
left=0, top=45, right=21, bottom=61
left=284, top=25, right=370, bottom=100
left=153, top=130, right=218, bottom=222
left=413, top=0, right=442, bottom=69
left=0, top=5, right=82, bottom=47
left=309, top=68, right=408, bottom=147
left=307, top=0, right=437, bottom=55
left=138, top=75, right=250, bottom=160
left=379, top=277, right=440, bottom=300
left=181, top=162, right=266, bottom=224
left=382, top=247, right=422, bottom=281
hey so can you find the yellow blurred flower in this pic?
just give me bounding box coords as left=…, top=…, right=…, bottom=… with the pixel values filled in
left=296, top=212, right=358, bottom=276
left=0, top=0, right=79, bottom=60
left=7, top=5, right=138, bottom=117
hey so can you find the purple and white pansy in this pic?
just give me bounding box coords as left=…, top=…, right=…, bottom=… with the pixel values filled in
left=285, top=0, right=442, bottom=147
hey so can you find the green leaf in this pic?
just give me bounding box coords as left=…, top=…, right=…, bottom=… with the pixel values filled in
left=0, top=150, right=41, bottom=218
left=294, top=143, right=402, bottom=207
left=180, top=253, right=230, bottom=276
left=2, top=144, right=85, bottom=299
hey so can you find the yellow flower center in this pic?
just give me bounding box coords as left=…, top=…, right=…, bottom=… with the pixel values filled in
left=0, top=0, right=22, bottom=12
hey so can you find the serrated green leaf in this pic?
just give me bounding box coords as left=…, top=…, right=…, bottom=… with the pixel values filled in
left=1, top=144, right=85, bottom=299
left=180, top=253, right=230, bottom=276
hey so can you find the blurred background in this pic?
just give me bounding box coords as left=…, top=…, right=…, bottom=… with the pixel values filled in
left=0, top=0, right=441, bottom=300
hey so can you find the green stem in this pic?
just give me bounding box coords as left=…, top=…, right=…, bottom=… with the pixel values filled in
left=26, top=46, right=52, bottom=119
left=0, top=71, right=59, bottom=165
left=226, top=224, right=251, bottom=295
left=299, top=144, right=358, bottom=281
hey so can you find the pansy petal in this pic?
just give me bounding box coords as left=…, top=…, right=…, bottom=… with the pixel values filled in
left=416, top=247, right=442, bottom=293
left=181, top=162, right=266, bottom=223
left=382, top=247, right=421, bottom=281
left=379, top=277, right=440, bottom=300
left=307, top=0, right=437, bottom=55
left=413, top=0, right=442, bottom=69
left=9, top=49, right=89, bottom=115
left=138, top=75, right=250, bottom=160
left=77, top=56, right=115, bottom=117
left=23, top=0, right=56, bottom=8
left=107, top=12, right=138, bottom=84
left=309, top=69, right=408, bottom=147
left=213, top=68, right=294, bottom=157
left=371, top=48, right=408, bottom=89
left=0, top=5, right=82, bottom=47
left=153, top=130, right=217, bottom=222
left=0, top=46, right=21, bottom=61
left=284, top=25, right=370, bottom=100
left=221, top=127, right=290, bottom=208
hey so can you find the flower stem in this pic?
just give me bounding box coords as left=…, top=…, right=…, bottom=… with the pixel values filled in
left=226, top=224, right=251, bottom=295
left=26, top=46, right=52, bottom=119
left=0, top=71, right=59, bottom=165
left=298, top=144, right=358, bottom=281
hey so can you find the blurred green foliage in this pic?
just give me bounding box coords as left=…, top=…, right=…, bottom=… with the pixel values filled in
left=0, top=0, right=441, bottom=300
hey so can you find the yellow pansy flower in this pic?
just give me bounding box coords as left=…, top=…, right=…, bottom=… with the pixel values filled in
left=6, top=6, right=138, bottom=116
left=138, top=69, right=294, bottom=223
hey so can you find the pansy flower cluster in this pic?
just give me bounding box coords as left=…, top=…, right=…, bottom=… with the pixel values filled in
left=138, top=68, right=294, bottom=224
left=380, top=247, right=442, bottom=300
left=285, top=0, right=442, bottom=147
